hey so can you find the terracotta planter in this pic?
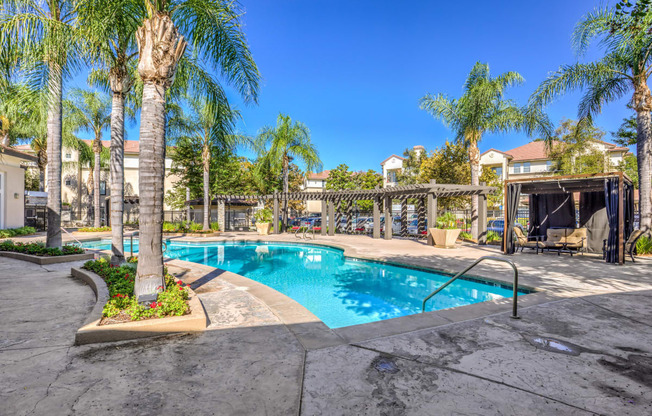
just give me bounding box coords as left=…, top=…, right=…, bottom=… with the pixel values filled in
left=256, top=222, right=272, bottom=235
left=429, top=228, right=461, bottom=248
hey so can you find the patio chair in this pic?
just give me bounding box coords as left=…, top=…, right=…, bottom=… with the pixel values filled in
left=544, top=228, right=586, bottom=256
left=603, top=229, right=645, bottom=263
left=513, top=227, right=545, bottom=254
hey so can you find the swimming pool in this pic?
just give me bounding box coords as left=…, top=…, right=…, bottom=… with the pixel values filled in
left=82, top=239, right=528, bottom=328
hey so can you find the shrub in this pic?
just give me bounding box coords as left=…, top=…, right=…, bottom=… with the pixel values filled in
left=637, top=236, right=652, bottom=255
left=78, top=226, right=111, bottom=232
left=83, top=258, right=189, bottom=321
left=436, top=212, right=458, bottom=229
left=487, top=231, right=502, bottom=242
left=254, top=208, right=273, bottom=223
left=0, top=240, right=84, bottom=256
left=162, top=221, right=178, bottom=232
left=188, top=221, right=203, bottom=232
left=0, top=226, right=37, bottom=238
left=210, top=221, right=220, bottom=231
left=459, top=231, right=472, bottom=240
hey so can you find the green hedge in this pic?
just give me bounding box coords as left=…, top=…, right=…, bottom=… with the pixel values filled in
left=0, top=226, right=36, bottom=238
left=0, top=240, right=84, bottom=256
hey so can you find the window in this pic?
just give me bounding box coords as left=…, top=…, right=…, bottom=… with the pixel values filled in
left=546, top=160, right=553, bottom=171
left=65, top=153, right=72, bottom=159
left=513, top=163, right=521, bottom=174
left=491, top=167, right=503, bottom=177
left=387, top=171, right=397, bottom=183
left=100, top=181, right=106, bottom=195
left=523, top=162, right=531, bottom=173
left=65, top=178, right=71, bottom=186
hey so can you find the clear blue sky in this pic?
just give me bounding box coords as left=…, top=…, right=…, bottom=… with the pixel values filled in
left=77, top=0, right=632, bottom=173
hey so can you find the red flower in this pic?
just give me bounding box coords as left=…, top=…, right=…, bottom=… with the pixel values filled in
left=176, top=280, right=182, bottom=285
left=157, top=302, right=162, bottom=307
left=150, top=302, right=157, bottom=308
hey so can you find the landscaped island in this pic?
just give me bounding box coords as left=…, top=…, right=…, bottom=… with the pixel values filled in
left=83, top=258, right=189, bottom=325
left=0, top=240, right=84, bottom=256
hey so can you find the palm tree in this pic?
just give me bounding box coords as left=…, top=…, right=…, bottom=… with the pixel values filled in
left=185, top=98, right=242, bottom=231
left=420, top=62, right=551, bottom=239
left=30, top=136, right=48, bottom=191
left=1, top=1, right=87, bottom=248
left=530, top=6, right=652, bottom=232
left=133, top=0, right=260, bottom=302
left=65, top=89, right=112, bottom=227
left=256, top=114, right=322, bottom=231
left=76, top=0, right=143, bottom=264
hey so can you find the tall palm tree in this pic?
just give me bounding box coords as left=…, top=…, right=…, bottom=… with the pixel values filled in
left=133, top=0, right=260, bottom=302
left=77, top=0, right=143, bottom=264
left=185, top=98, right=242, bottom=230
left=1, top=0, right=87, bottom=247
left=530, top=6, right=652, bottom=232
left=256, top=113, right=321, bottom=231
left=420, top=62, right=551, bottom=239
left=65, top=89, right=112, bottom=227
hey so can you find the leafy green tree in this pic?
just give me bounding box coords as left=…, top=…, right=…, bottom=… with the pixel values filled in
left=547, top=119, right=611, bottom=175
left=1, top=0, right=89, bottom=248
left=352, top=170, right=383, bottom=212
left=256, top=114, right=321, bottom=229
left=530, top=4, right=652, bottom=231
left=397, top=147, right=427, bottom=185
left=618, top=154, right=639, bottom=188
left=612, top=114, right=638, bottom=146
left=65, top=89, right=112, bottom=227
left=419, top=141, right=471, bottom=210
left=132, top=0, right=260, bottom=300
left=421, top=62, right=551, bottom=238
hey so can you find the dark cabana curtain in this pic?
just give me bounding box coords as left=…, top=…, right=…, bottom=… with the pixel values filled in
left=604, top=178, right=619, bottom=263
left=579, top=191, right=608, bottom=253
left=625, top=183, right=634, bottom=241
left=505, top=183, right=521, bottom=254
left=529, top=193, right=576, bottom=239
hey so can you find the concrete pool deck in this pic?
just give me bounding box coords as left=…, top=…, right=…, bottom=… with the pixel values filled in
left=3, top=232, right=652, bottom=414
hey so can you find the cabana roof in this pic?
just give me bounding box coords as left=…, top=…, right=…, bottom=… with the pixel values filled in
left=506, top=172, right=632, bottom=194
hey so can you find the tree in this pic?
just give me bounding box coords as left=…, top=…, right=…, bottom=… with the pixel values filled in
left=618, top=154, right=639, bottom=188
left=352, top=170, right=383, bottom=212
left=133, top=0, right=260, bottom=302
left=530, top=4, right=652, bottom=232
left=419, top=141, right=472, bottom=210
left=185, top=98, right=242, bottom=230
left=65, top=89, right=111, bottom=227
left=1, top=0, right=87, bottom=248
left=76, top=0, right=143, bottom=264
left=396, top=147, right=427, bottom=185
left=547, top=119, right=611, bottom=175
left=420, top=62, right=551, bottom=237
left=612, top=113, right=638, bottom=146
left=256, top=114, right=321, bottom=230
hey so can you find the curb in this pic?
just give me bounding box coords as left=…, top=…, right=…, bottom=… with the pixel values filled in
left=70, top=267, right=208, bottom=345
left=0, top=251, right=95, bottom=265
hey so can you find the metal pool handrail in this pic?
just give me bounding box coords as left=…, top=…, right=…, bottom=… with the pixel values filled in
left=421, top=256, right=520, bottom=319
left=61, top=227, right=83, bottom=247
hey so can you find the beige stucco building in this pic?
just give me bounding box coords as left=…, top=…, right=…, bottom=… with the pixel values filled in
left=304, top=170, right=330, bottom=214
left=16, top=140, right=180, bottom=222
left=0, top=146, right=37, bottom=229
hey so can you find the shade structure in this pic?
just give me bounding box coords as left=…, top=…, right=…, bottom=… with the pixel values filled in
left=504, top=173, right=634, bottom=264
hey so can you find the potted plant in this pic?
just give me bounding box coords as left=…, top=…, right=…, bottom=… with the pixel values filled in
left=429, top=212, right=461, bottom=248
left=254, top=208, right=273, bottom=235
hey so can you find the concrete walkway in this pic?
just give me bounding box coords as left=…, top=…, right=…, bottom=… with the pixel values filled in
left=2, top=238, right=652, bottom=415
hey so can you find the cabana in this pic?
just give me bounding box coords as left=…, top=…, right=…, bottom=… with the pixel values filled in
left=503, top=173, right=635, bottom=264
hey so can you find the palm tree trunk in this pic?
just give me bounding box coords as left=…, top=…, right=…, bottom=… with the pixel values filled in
left=94, top=147, right=101, bottom=228
left=186, top=187, right=191, bottom=221
left=46, top=64, right=62, bottom=248
left=39, top=166, right=45, bottom=192
left=282, top=155, right=289, bottom=232
left=134, top=14, right=186, bottom=303
left=110, top=91, right=126, bottom=265
left=202, top=143, right=211, bottom=231
left=468, top=139, right=480, bottom=240
left=637, top=109, right=651, bottom=232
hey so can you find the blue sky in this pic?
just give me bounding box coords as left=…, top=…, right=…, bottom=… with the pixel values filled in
left=74, top=0, right=632, bottom=173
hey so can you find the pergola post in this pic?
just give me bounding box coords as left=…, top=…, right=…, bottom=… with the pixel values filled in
left=427, top=180, right=437, bottom=245
left=328, top=200, right=335, bottom=236
left=335, top=199, right=342, bottom=233
left=346, top=199, right=353, bottom=234
left=417, top=197, right=426, bottom=236
left=478, top=182, right=487, bottom=245
left=384, top=196, right=393, bottom=240
left=372, top=196, right=381, bottom=239
left=273, top=192, right=279, bottom=234
left=321, top=200, right=327, bottom=236
left=217, top=200, right=226, bottom=232
left=400, top=198, right=408, bottom=237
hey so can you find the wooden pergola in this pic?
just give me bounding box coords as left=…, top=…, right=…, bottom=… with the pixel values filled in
left=210, top=181, right=496, bottom=243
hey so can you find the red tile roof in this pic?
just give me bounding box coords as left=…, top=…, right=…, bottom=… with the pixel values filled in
left=307, top=170, right=330, bottom=180
left=380, top=154, right=405, bottom=166
left=489, top=139, right=629, bottom=162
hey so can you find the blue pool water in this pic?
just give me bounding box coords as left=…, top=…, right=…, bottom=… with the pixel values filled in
left=82, top=239, right=528, bottom=328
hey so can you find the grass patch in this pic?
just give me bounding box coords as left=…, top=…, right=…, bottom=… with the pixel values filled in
left=0, top=240, right=84, bottom=256
left=83, top=258, right=189, bottom=323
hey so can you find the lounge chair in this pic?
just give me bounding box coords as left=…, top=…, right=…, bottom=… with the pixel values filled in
left=544, top=228, right=586, bottom=256
left=513, top=227, right=545, bottom=254
left=603, top=229, right=645, bottom=263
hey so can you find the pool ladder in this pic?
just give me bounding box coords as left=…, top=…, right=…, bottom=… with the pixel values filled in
left=421, top=256, right=520, bottom=319
left=295, top=226, right=315, bottom=240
